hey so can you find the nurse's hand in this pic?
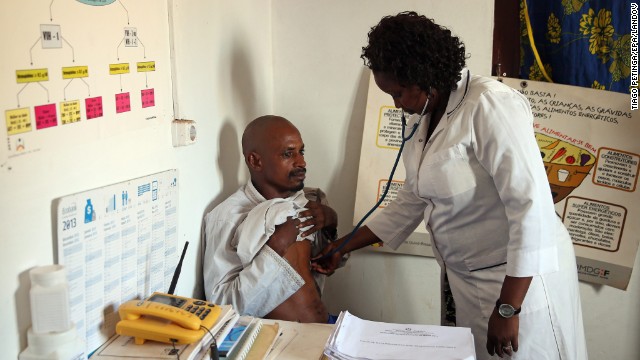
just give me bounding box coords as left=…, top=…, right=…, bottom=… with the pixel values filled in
left=310, top=241, right=342, bottom=276
left=486, top=309, right=519, bottom=358
left=298, top=199, right=337, bottom=237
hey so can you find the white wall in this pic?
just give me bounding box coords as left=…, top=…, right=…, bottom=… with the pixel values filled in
left=168, top=0, right=274, bottom=296
left=271, top=1, right=640, bottom=359
left=1, top=0, right=273, bottom=358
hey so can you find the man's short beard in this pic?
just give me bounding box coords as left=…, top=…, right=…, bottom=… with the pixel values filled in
left=292, top=181, right=305, bottom=192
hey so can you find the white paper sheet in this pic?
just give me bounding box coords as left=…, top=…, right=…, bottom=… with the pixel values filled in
left=325, top=311, right=475, bottom=360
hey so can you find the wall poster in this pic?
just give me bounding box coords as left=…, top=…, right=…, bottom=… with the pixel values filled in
left=56, top=169, right=179, bottom=353
left=353, top=74, right=433, bottom=258
left=1, top=0, right=172, bottom=164
left=355, top=73, right=639, bottom=289
left=502, top=78, right=639, bottom=290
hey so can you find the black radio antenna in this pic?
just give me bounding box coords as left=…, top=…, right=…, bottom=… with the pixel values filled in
left=167, top=241, right=189, bottom=295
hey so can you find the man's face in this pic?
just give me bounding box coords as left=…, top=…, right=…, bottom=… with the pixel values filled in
left=258, top=124, right=306, bottom=198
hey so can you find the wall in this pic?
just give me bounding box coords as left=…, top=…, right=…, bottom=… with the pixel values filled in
left=168, top=0, right=274, bottom=295
left=271, top=0, right=640, bottom=359
left=0, top=0, right=273, bottom=358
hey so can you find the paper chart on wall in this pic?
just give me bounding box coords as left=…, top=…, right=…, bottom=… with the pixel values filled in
left=56, top=169, right=179, bottom=354
left=1, top=0, right=173, bottom=164
left=501, top=78, right=639, bottom=290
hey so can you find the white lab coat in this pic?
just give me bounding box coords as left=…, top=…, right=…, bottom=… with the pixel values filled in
left=367, top=70, right=587, bottom=359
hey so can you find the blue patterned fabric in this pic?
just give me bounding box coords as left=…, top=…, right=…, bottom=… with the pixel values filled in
left=520, top=0, right=633, bottom=93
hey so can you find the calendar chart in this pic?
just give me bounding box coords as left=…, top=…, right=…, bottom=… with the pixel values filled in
left=56, top=169, right=179, bottom=354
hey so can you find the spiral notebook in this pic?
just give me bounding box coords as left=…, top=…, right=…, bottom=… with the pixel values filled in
left=220, top=317, right=263, bottom=360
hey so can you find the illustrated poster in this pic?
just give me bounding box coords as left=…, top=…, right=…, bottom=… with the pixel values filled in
left=502, top=78, right=639, bottom=290
left=353, top=74, right=433, bottom=258
left=355, top=73, right=639, bottom=289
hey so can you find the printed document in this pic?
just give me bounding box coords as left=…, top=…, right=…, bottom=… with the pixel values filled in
left=324, top=311, right=476, bottom=360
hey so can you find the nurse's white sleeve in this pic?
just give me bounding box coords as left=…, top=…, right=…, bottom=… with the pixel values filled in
left=471, top=89, right=559, bottom=276
left=367, top=170, right=429, bottom=250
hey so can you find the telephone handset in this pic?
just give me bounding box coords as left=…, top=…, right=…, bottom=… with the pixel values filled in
left=116, top=292, right=221, bottom=345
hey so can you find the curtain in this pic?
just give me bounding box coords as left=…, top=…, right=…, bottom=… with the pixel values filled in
left=520, top=0, right=633, bottom=93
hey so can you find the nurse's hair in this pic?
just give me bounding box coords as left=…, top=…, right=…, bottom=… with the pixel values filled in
left=361, top=11, right=467, bottom=93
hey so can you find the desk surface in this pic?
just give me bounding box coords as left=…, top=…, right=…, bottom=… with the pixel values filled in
left=261, top=319, right=334, bottom=360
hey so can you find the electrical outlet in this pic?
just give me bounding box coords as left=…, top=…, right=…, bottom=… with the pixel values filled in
left=172, top=119, right=196, bottom=147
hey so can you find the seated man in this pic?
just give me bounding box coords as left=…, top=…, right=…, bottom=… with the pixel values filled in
left=203, top=115, right=343, bottom=323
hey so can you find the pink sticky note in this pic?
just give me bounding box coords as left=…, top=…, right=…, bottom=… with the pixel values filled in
left=34, top=103, right=58, bottom=129
left=85, top=96, right=103, bottom=120
left=115, top=92, right=131, bottom=113
left=141, top=88, right=155, bottom=108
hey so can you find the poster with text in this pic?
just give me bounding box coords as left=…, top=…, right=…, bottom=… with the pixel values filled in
left=502, top=78, right=639, bottom=290
left=355, top=73, right=639, bottom=289
left=1, top=0, right=172, bottom=164
left=353, top=74, right=433, bottom=257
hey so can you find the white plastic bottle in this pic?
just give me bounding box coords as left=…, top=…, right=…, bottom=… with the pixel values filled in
left=29, top=265, right=71, bottom=333
left=19, top=265, right=86, bottom=360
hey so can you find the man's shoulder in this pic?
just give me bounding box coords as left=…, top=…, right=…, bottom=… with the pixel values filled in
left=206, top=186, right=254, bottom=223
left=302, top=187, right=326, bottom=204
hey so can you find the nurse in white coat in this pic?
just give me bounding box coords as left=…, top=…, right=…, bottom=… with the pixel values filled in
left=313, top=11, right=587, bottom=360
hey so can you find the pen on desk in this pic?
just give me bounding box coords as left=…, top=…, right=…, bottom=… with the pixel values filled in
left=266, top=331, right=284, bottom=356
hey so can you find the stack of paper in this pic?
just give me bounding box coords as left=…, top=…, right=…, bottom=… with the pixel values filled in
left=323, top=311, right=476, bottom=360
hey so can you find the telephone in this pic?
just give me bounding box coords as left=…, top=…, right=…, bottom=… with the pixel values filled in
left=116, top=292, right=222, bottom=345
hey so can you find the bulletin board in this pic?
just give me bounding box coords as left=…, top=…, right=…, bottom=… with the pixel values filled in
left=56, top=169, right=179, bottom=354
left=0, top=0, right=173, bottom=164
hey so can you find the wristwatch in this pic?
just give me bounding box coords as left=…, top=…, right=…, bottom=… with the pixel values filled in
left=495, top=299, right=521, bottom=318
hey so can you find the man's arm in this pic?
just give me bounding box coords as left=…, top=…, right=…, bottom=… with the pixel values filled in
left=264, top=240, right=329, bottom=323
left=203, top=218, right=304, bottom=317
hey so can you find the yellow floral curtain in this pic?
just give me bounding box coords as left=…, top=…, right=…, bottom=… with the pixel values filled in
left=520, top=0, right=632, bottom=93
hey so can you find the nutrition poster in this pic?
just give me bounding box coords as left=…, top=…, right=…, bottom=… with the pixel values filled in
left=356, top=73, right=639, bottom=289
left=501, top=78, right=639, bottom=290
left=56, top=169, right=179, bottom=353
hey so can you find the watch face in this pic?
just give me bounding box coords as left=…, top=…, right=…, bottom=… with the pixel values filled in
left=498, top=304, right=515, bottom=318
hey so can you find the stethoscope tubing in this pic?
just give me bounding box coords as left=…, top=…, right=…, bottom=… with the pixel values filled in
left=317, top=99, right=429, bottom=261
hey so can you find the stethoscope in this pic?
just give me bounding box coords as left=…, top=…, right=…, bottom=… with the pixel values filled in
left=316, top=96, right=431, bottom=261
